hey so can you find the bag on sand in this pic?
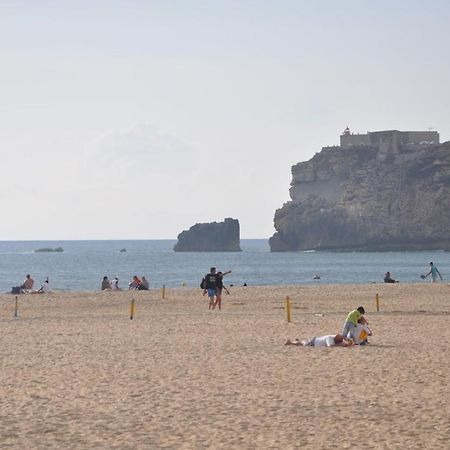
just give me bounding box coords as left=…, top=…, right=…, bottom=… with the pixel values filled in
left=11, top=286, right=21, bottom=294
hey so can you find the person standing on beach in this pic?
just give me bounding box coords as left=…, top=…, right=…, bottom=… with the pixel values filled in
left=342, top=306, right=366, bottom=340
left=213, top=270, right=231, bottom=310
left=203, top=267, right=219, bottom=310
left=424, top=262, right=443, bottom=283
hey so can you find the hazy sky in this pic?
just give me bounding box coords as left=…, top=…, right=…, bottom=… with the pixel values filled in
left=1, top=0, right=449, bottom=239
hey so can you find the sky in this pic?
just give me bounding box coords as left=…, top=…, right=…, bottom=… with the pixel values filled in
left=1, top=0, right=449, bottom=240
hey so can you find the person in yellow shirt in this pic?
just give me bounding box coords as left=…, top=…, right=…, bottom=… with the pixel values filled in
left=342, top=306, right=366, bottom=340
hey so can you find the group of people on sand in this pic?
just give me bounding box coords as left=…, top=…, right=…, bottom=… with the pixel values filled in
left=285, top=306, right=372, bottom=348
left=201, top=267, right=231, bottom=311
left=101, top=275, right=150, bottom=291
left=13, top=274, right=51, bottom=294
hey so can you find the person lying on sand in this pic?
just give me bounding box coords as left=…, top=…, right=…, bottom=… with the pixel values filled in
left=285, top=334, right=353, bottom=347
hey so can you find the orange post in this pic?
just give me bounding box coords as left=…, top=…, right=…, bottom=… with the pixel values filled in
left=130, top=299, right=135, bottom=320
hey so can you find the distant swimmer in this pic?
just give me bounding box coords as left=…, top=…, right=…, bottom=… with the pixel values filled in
left=313, top=274, right=321, bottom=280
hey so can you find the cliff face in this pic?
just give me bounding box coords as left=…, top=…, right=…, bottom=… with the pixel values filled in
left=270, top=141, right=450, bottom=251
left=174, top=218, right=242, bottom=252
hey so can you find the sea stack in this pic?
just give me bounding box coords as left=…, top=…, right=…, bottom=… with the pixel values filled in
left=270, top=129, right=450, bottom=251
left=174, top=218, right=242, bottom=252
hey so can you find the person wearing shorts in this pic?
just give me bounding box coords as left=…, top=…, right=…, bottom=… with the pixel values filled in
left=203, top=267, right=218, bottom=310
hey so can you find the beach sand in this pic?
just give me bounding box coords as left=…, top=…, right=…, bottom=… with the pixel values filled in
left=1, top=283, right=449, bottom=449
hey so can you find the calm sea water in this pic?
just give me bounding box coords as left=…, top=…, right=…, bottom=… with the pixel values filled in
left=0, top=240, right=449, bottom=292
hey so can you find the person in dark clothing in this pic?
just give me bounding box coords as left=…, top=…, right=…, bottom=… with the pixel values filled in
left=203, top=267, right=218, bottom=310
left=213, top=270, right=231, bottom=310
left=384, top=272, right=398, bottom=283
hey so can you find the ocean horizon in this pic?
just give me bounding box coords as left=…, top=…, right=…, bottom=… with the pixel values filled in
left=1, top=239, right=449, bottom=292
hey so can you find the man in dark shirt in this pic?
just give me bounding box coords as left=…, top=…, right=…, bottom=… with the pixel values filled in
left=203, top=267, right=218, bottom=310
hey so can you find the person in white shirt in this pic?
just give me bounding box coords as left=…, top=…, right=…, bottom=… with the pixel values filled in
left=32, top=278, right=51, bottom=294
left=285, top=334, right=353, bottom=347
left=111, top=276, right=121, bottom=291
left=350, top=321, right=373, bottom=345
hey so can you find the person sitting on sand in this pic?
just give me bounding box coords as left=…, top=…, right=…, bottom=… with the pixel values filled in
left=31, top=277, right=51, bottom=294
left=342, top=306, right=367, bottom=341
left=384, top=272, right=398, bottom=283
left=285, top=334, right=353, bottom=347
left=128, top=275, right=142, bottom=290
left=101, top=276, right=111, bottom=290
left=21, top=274, right=34, bottom=292
left=136, top=276, right=149, bottom=290
left=350, top=318, right=373, bottom=345
left=111, top=276, right=121, bottom=291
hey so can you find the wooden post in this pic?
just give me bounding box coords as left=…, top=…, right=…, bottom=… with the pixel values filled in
left=285, top=296, right=291, bottom=323
left=14, top=296, right=18, bottom=318
left=130, top=298, right=135, bottom=320
left=376, top=293, right=380, bottom=312
left=162, top=285, right=166, bottom=299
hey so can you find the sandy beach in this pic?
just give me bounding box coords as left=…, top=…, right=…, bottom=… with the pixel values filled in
left=1, top=283, right=449, bottom=449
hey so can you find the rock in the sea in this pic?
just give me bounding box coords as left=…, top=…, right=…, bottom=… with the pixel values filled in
left=35, top=247, right=64, bottom=253
left=270, top=130, right=450, bottom=251
left=174, top=218, right=242, bottom=252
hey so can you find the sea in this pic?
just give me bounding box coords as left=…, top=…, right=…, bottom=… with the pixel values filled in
left=0, top=240, right=449, bottom=292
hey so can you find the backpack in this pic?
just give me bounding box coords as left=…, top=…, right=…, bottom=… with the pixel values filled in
left=11, top=286, right=21, bottom=294
left=200, top=277, right=206, bottom=289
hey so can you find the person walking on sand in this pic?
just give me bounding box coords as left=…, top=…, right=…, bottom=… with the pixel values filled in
left=203, top=267, right=219, bottom=310
left=342, top=306, right=366, bottom=341
left=424, top=262, right=443, bottom=283
left=213, top=270, right=231, bottom=310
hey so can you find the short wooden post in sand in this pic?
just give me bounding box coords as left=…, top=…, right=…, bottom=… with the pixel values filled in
left=285, top=296, right=291, bottom=323
left=14, top=296, right=18, bottom=318
left=375, top=293, right=380, bottom=312
left=162, top=285, right=166, bottom=299
left=130, top=298, right=135, bottom=320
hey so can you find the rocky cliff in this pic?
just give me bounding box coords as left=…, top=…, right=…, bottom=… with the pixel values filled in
left=270, top=141, right=450, bottom=251
left=174, top=218, right=242, bottom=252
